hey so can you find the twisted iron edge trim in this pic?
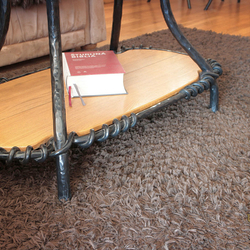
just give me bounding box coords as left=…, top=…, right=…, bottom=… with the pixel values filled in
left=0, top=47, right=222, bottom=165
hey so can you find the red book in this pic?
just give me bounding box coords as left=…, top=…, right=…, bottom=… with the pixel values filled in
left=62, top=51, right=127, bottom=98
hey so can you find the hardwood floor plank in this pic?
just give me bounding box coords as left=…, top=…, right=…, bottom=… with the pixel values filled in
left=99, top=0, right=250, bottom=48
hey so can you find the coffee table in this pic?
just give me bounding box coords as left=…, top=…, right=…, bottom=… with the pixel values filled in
left=0, top=0, right=222, bottom=200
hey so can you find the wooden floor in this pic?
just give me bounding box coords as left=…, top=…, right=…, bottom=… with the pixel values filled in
left=99, top=0, right=250, bottom=48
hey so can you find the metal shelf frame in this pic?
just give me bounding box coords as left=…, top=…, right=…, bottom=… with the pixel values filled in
left=0, top=0, right=222, bottom=200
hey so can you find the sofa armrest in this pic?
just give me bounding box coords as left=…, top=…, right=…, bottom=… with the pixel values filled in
left=0, top=0, right=107, bottom=67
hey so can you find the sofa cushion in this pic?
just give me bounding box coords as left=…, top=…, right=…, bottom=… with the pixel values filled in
left=4, top=0, right=88, bottom=45
left=0, top=0, right=106, bottom=67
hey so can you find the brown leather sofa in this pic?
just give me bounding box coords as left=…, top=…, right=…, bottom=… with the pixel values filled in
left=0, top=0, right=106, bottom=67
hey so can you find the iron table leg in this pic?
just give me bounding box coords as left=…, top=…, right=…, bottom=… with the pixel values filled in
left=0, top=0, right=10, bottom=50
left=46, top=0, right=71, bottom=201
left=160, top=0, right=219, bottom=111
left=110, top=0, right=219, bottom=111
left=204, top=0, right=213, bottom=10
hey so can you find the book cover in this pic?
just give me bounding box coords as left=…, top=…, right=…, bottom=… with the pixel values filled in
left=62, top=51, right=127, bottom=98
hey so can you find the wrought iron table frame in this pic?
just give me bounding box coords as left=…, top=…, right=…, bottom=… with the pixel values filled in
left=0, top=0, right=222, bottom=200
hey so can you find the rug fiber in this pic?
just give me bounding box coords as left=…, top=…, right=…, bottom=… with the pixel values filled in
left=0, top=27, right=250, bottom=249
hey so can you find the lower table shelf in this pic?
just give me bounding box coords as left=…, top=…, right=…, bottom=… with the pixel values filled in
left=0, top=49, right=201, bottom=151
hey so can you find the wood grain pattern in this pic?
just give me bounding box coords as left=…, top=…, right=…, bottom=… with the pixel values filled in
left=0, top=50, right=200, bottom=150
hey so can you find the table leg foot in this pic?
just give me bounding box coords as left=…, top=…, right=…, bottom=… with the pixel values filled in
left=210, top=82, right=219, bottom=112
left=56, top=153, right=71, bottom=201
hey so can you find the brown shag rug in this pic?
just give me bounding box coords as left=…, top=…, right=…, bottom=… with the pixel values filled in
left=0, top=27, right=250, bottom=249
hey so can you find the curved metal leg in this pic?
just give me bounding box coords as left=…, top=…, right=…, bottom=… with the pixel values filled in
left=0, top=0, right=10, bottom=50
left=46, top=0, right=71, bottom=201
left=204, top=0, right=213, bottom=10
left=160, top=0, right=219, bottom=111
left=187, top=0, right=191, bottom=9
